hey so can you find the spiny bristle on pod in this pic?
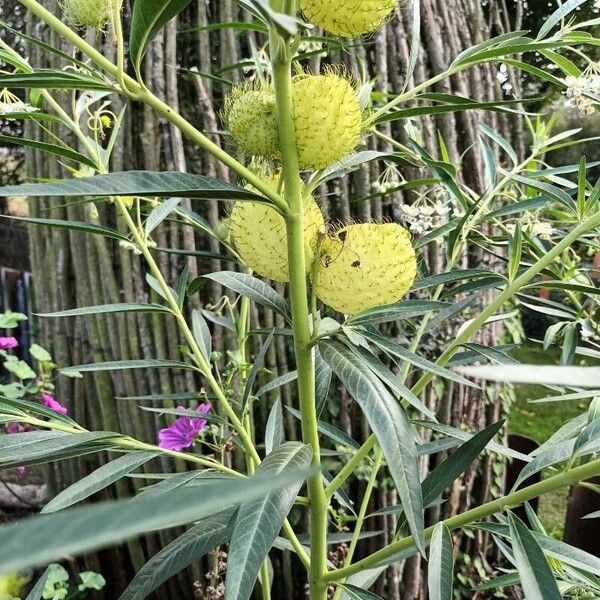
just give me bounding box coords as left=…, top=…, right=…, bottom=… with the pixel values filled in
left=60, top=0, right=109, bottom=29
left=299, top=0, right=398, bottom=38
left=292, top=73, right=362, bottom=170
left=223, top=85, right=280, bottom=158
left=314, top=223, right=417, bottom=315
left=230, top=175, right=325, bottom=282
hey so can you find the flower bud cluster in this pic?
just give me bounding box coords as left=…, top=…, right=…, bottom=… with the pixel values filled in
left=564, top=73, right=600, bottom=115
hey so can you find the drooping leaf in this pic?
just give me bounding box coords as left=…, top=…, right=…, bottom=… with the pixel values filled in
left=428, top=523, right=454, bottom=600
left=24, top=567, right=51, bottom=600
left=37, top=303, right=171, bottom=318
left=225, top=443, right=312, bottom=600
left=0, top=134, right=97, bottom=168
left=265, top=398, right=284, bottom=455
left=43, top=452, right=160, bottom=513
left=338, top=583, right=384, bottom=599
left=508, top=512, right=561, bottom=600
left=242, top=330, right=274, bottom=412
left=203, top=272, right=289, bottom=318
left=320, top=341, right=425, bottom=553
left=61, top=359, right=197, bottom=376
left=0, top=466, right=312, bottom=572
left=119, top=510, right=236, bottom=600
left=145, top=197, right=183, bottom=235
left=0, top=71, right=113, bottom=90
left=347, top=300, right=448, bottom=326
left=360, top=329, right=477, bottom=388
left=130, top=0, right=193, bottom=76
left=0, top=171, right=263, bottom=201
left=6, top=215, right=129, bottom=242
left=256, top=371, right=298, bottom=397
left=192, top=309, right=212, bottom=362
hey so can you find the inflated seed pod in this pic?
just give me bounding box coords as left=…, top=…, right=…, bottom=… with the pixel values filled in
left=292, top=73, right=362, bottom=169
left=299, top=0, right=398, bottom=38
left=223, top=85, right=280, bottom=158
left=230, top=177, right=325, bottom=282
left=314, top=223, right=416, bottom=314
left=60, top=0, right=109, bottom=29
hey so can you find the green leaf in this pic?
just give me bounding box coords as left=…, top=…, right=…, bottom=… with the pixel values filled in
left=145, top=197, right=182, bottom=235
left=242, top=330, right=274, bottom=411
left=508, top=172, right=576, bottom=212
left=61, top=359, right=197, bottom=376
left=285, top=406, right=361, bottom=451
left=457, top=364, right=600, bottom=388
left=43, top=452, right=160, bottom=513
left=338, top=584, right=383, bottom=599
left=203, top=272, right=289, bottom=318
left=479, top=123, right=518, bottom=166
left=347, top=300, right=449, bottom=326
left=130, top=0, right=193, bottom=76
left=37, top=303, right=171, bottom=318
left=3, top=359, right=37, bottom=380
left=315, top=348, right=333, bottom=417
left=225, top=443, right=312, bottom=600
left=428, top=523, right=454, bottom=600
left=0, top=171, right=262, bottom=201
left=346, top=344, right=436, bottom=420
left=537, top=0, right=587, bottom=39
left=29, top=343, right=52, bottom=363
left=359, top=329, right=478, bottom=388
left=396, top=421, right=504, bottom=534
left=0, top=134, right=97, bottom=169
left=265, top=398, right=284, bottom=455
left=0, top=71, right=113, bottom=90
left=6, top=215, right=129, bottom=242
left=119, top=510, right=235, bottom=600
left=256, top=370, right=298, bottom=397
left=320, top=341, right=425, bottom=554
left=0, top=466, right=312, bottom=573
left=508, top=222, right=523, bottom=281
left=192, top=309, right=212, bottom=362
left=508, top=511, right=561, bottom=600
left=0, top=431, right=119, bottom=470
left=25, top=567, right=51, bottom=600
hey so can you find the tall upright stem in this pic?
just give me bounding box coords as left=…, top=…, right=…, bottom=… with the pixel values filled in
left=270, top=27, right=328, bottom=600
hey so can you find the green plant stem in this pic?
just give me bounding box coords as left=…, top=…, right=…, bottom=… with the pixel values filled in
left=331, top=448, right=382, bottom=600
left=325, top=456, right=600, bottom=582
left=114, top=199, right=260, bottom=463
left=270, top=32, right=328, bottom=600
left=324, top=436, right=376, bottom=499
left=16, top=0, right=287, bottom=214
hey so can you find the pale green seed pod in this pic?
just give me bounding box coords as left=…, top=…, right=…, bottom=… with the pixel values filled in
left=223, top=85, right=280, bottom=158
left=230, top=176, right=325, bottom=282
left=314, top=223, right=417, bottom=314
left=299, top=0, right=398, bottom=37
left=292, top=73, right=362, bottom=170
left=60, top=0, right=109, bottom=29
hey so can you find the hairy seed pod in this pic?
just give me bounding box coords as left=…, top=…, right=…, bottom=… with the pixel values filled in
left=292, top=73, right=362, bottom=169
left=299, top=0, right=398, bottom=37
left=60, top=0, right=109, bottom=29
left=223, top=85, right=280, bottom=158
left=230, top=178, right=325, bottom=282
left=314, top=223, right=416, bottom=314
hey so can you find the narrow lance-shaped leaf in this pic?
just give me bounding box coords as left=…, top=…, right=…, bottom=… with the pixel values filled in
left=0, top=466, right=312, bottom=573
left=242, top=330, right=274, bottom=412
left=508, top=511, right=562, bottom=600
left=203, top=272, right=290, bottom=318
left=265, top=398, right=284, bottom=455
left=0, top=171, right=264, bottom=201
left=130, top=0, right=193, bottom=76
left=320, top=341, right=425, bottom=554
left=225, top=443, right=313, bottom=600
left=36, top=303, right=172, bottom=318
left=43, top=452, right=161, bottom=513
left=119, top=509, right=236, bottom=600
left=428, top=523, right=454, bottom=600
left=25, top=567, right=51, bottom=600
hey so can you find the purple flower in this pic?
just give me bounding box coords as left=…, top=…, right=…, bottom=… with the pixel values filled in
left=42, top=393, right=68, bottom=415
left=0, top=337, right=18, bottom=350
left=16, top=466, right=26, bottom=475
left=6, top=422, right=22, bottom=434
left=158, top=403, right=211, bottom=452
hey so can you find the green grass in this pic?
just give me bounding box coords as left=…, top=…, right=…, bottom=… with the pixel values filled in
left=506, top=344, right=592, bottom=539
